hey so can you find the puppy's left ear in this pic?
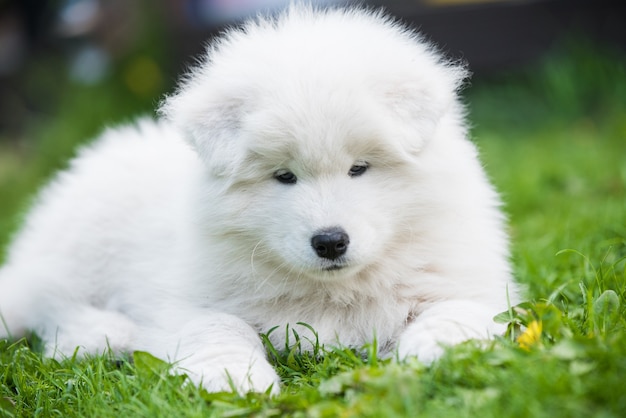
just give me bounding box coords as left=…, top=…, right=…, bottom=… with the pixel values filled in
left=381, top=63, right=468, bottom=155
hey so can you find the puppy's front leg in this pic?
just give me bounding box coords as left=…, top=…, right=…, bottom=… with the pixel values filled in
left=141, top=312, right=280, bottom=395
left=397, top=300, right=505, bottom=364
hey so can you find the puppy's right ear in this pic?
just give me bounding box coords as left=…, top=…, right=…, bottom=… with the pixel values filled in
left=159, top=76, right=247, bottom=177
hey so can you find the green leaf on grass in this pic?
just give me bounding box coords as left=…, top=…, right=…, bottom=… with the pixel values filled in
left=133, top=350, right=169, bottom=376
left=0, top=397, right=16, bottom=415
left=593, top=289, right=620, bottom=331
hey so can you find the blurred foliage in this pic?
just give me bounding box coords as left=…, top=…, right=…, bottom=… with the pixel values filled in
left=466, top=38, right=626, bottom=310
left=0, top=1, right=175, bottom=256
left=468, top=37, right=626, bottom=132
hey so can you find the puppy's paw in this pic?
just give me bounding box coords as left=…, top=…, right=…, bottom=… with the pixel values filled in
left=210, top=360, right=280, bottom=395
left=397, top=317, right=474, bottom=364
left=396, top=301, right=503, bottom=364
left=181, top=352, right=281, bottom=395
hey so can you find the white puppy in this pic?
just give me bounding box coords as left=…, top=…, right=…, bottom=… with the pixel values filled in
left=0, top=5, right=517, bottom=394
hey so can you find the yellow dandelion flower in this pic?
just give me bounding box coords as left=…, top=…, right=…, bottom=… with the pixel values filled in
left=517, top=320, right=543, bottom=351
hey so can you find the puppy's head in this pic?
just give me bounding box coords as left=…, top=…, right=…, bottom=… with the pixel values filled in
left=160, top=6, right=468, bottom=281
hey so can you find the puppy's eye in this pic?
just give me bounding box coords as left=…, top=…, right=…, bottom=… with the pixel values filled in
left=274, top=169, right=297, bottom=184
left=348, top=162, right=369, bottom=177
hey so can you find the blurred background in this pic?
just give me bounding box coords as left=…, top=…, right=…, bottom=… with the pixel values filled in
left=0, top=0, right=625, bottom=275
left=1, top=0, right=623, bottom=138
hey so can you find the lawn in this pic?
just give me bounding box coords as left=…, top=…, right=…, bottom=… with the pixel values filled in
left=1, top=40, right=625, bottom=417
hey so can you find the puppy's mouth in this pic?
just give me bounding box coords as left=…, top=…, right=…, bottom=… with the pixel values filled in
left=318, top=258, right=352, bottom=273
left=305, top=259, right=361, bottom=281
left=324, top=263, right=345, bottom=271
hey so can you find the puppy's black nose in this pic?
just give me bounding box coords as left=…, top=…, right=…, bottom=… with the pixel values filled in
left=311, top=228, right=350, bottom=260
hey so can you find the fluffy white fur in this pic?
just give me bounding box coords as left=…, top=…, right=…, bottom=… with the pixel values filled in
left=0, top=5, right=518, bottom=394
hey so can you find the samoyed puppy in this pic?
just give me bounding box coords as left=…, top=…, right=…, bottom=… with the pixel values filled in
left=0, top=5, right=517, bottom=394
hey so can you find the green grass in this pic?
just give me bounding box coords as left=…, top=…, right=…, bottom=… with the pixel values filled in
left=1, top=41, right=626, bottom=417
